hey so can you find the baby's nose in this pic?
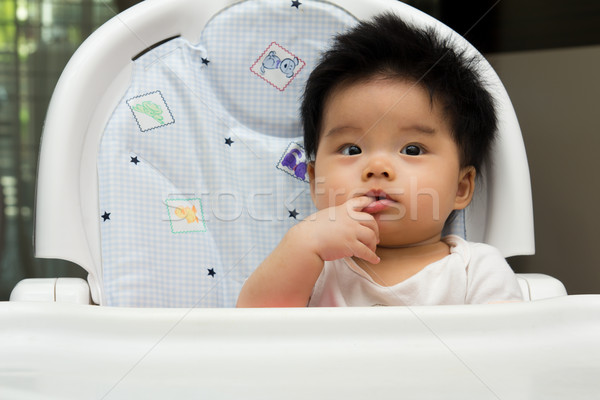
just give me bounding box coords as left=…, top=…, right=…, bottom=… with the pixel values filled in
left=362, top=157, right=395, bottom=180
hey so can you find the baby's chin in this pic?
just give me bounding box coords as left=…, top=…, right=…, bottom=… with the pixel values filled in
left=375, top=227, right=445, bottom=249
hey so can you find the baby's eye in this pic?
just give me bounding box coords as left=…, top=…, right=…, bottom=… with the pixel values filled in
left=401, top=144, right=423, bottom=156
left=341, top=144, right=362, bottom=156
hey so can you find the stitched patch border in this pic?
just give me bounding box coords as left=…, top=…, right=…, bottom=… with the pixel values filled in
left=165, top=198, right=207, bottom=234
left=277, top=142, right=309, bottom=183
left=127, top=90, right=175, bottom=132
left=250, top=42, right=306, bottom=91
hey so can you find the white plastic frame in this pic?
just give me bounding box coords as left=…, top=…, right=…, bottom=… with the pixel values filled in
left=34, top=0, right=534, bottom=305
left=1, top=296, right=599, bottom=398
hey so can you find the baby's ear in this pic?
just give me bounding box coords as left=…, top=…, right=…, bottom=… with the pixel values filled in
left=307, top=161, right=316, bottom=203
left=454, top=166, right=476, bottom=210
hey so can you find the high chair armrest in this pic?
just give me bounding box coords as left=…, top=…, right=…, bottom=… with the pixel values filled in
left=516, top=273, right=567, bottom=301
left=10, top=278, right=92, bottom=304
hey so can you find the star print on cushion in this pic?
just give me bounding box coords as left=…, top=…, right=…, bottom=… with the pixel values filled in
left=224, top=137, right=234, bottom=146
left=208, top=268, right=216, bottom=277
left=201, top=57, right=210, bottom=66
left=101, top=212, right=111, bottom=221
left=291, top=1, right=301, bottom=8
left=288, top=209, right=299, bottom=219
left=130, top=156, right=140, bottom=165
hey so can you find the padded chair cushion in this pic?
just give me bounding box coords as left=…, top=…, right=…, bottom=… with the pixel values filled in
left=98, top=0, right=465, bottom=307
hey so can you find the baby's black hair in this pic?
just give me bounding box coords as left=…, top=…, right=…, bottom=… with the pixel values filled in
left=301, top=12, right=497, bottom=172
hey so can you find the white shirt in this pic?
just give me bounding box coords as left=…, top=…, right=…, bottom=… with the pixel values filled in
left=308, top=235, right=523, bottom=307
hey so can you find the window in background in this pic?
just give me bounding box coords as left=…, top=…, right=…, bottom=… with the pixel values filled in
left=0, top=0, right=119, bottom=300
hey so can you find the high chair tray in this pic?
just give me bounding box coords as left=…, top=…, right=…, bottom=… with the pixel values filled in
left=1, top=296, right=599, bottom=399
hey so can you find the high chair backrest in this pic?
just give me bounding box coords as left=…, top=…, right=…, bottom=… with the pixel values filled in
left=34, top=0, right=534, bottom=306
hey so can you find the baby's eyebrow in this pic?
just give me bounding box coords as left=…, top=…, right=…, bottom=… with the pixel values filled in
left=324, top=123, right=436, bottom=138
left=324, top=126, right=361, bottom=137
left=400, top=124, right=436, bottom=134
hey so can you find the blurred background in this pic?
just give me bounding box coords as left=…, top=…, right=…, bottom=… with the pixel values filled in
left=0, top=0, right=599, bottom=300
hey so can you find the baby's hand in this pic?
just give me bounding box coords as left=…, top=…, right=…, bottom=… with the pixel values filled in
left=300, top=196, right=380, bottom=264
left=237, top=197, right=379, bottom=307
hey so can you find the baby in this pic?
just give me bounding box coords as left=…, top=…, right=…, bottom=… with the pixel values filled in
left=237, top=13, right=523, bottom=307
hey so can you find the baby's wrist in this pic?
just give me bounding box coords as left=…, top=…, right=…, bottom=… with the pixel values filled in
left=285, top=222, right=325, bottom=264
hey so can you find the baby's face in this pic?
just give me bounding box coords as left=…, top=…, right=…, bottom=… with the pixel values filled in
left=308, top=78, right=474, bottom=248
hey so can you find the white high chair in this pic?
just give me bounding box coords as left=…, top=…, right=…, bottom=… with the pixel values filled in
left=4, top=1, right=600, bottom=399
left=10, top=0, right=564, bottom=306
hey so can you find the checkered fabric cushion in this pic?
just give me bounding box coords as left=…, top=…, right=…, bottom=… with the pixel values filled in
left=98, top=0, right=465, bottom=307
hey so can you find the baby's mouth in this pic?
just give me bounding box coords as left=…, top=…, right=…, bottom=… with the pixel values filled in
left=362, top=190, right=396, bottom=214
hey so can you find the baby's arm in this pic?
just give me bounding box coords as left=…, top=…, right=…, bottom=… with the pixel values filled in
left=236, top=196, right=380, bottom=307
